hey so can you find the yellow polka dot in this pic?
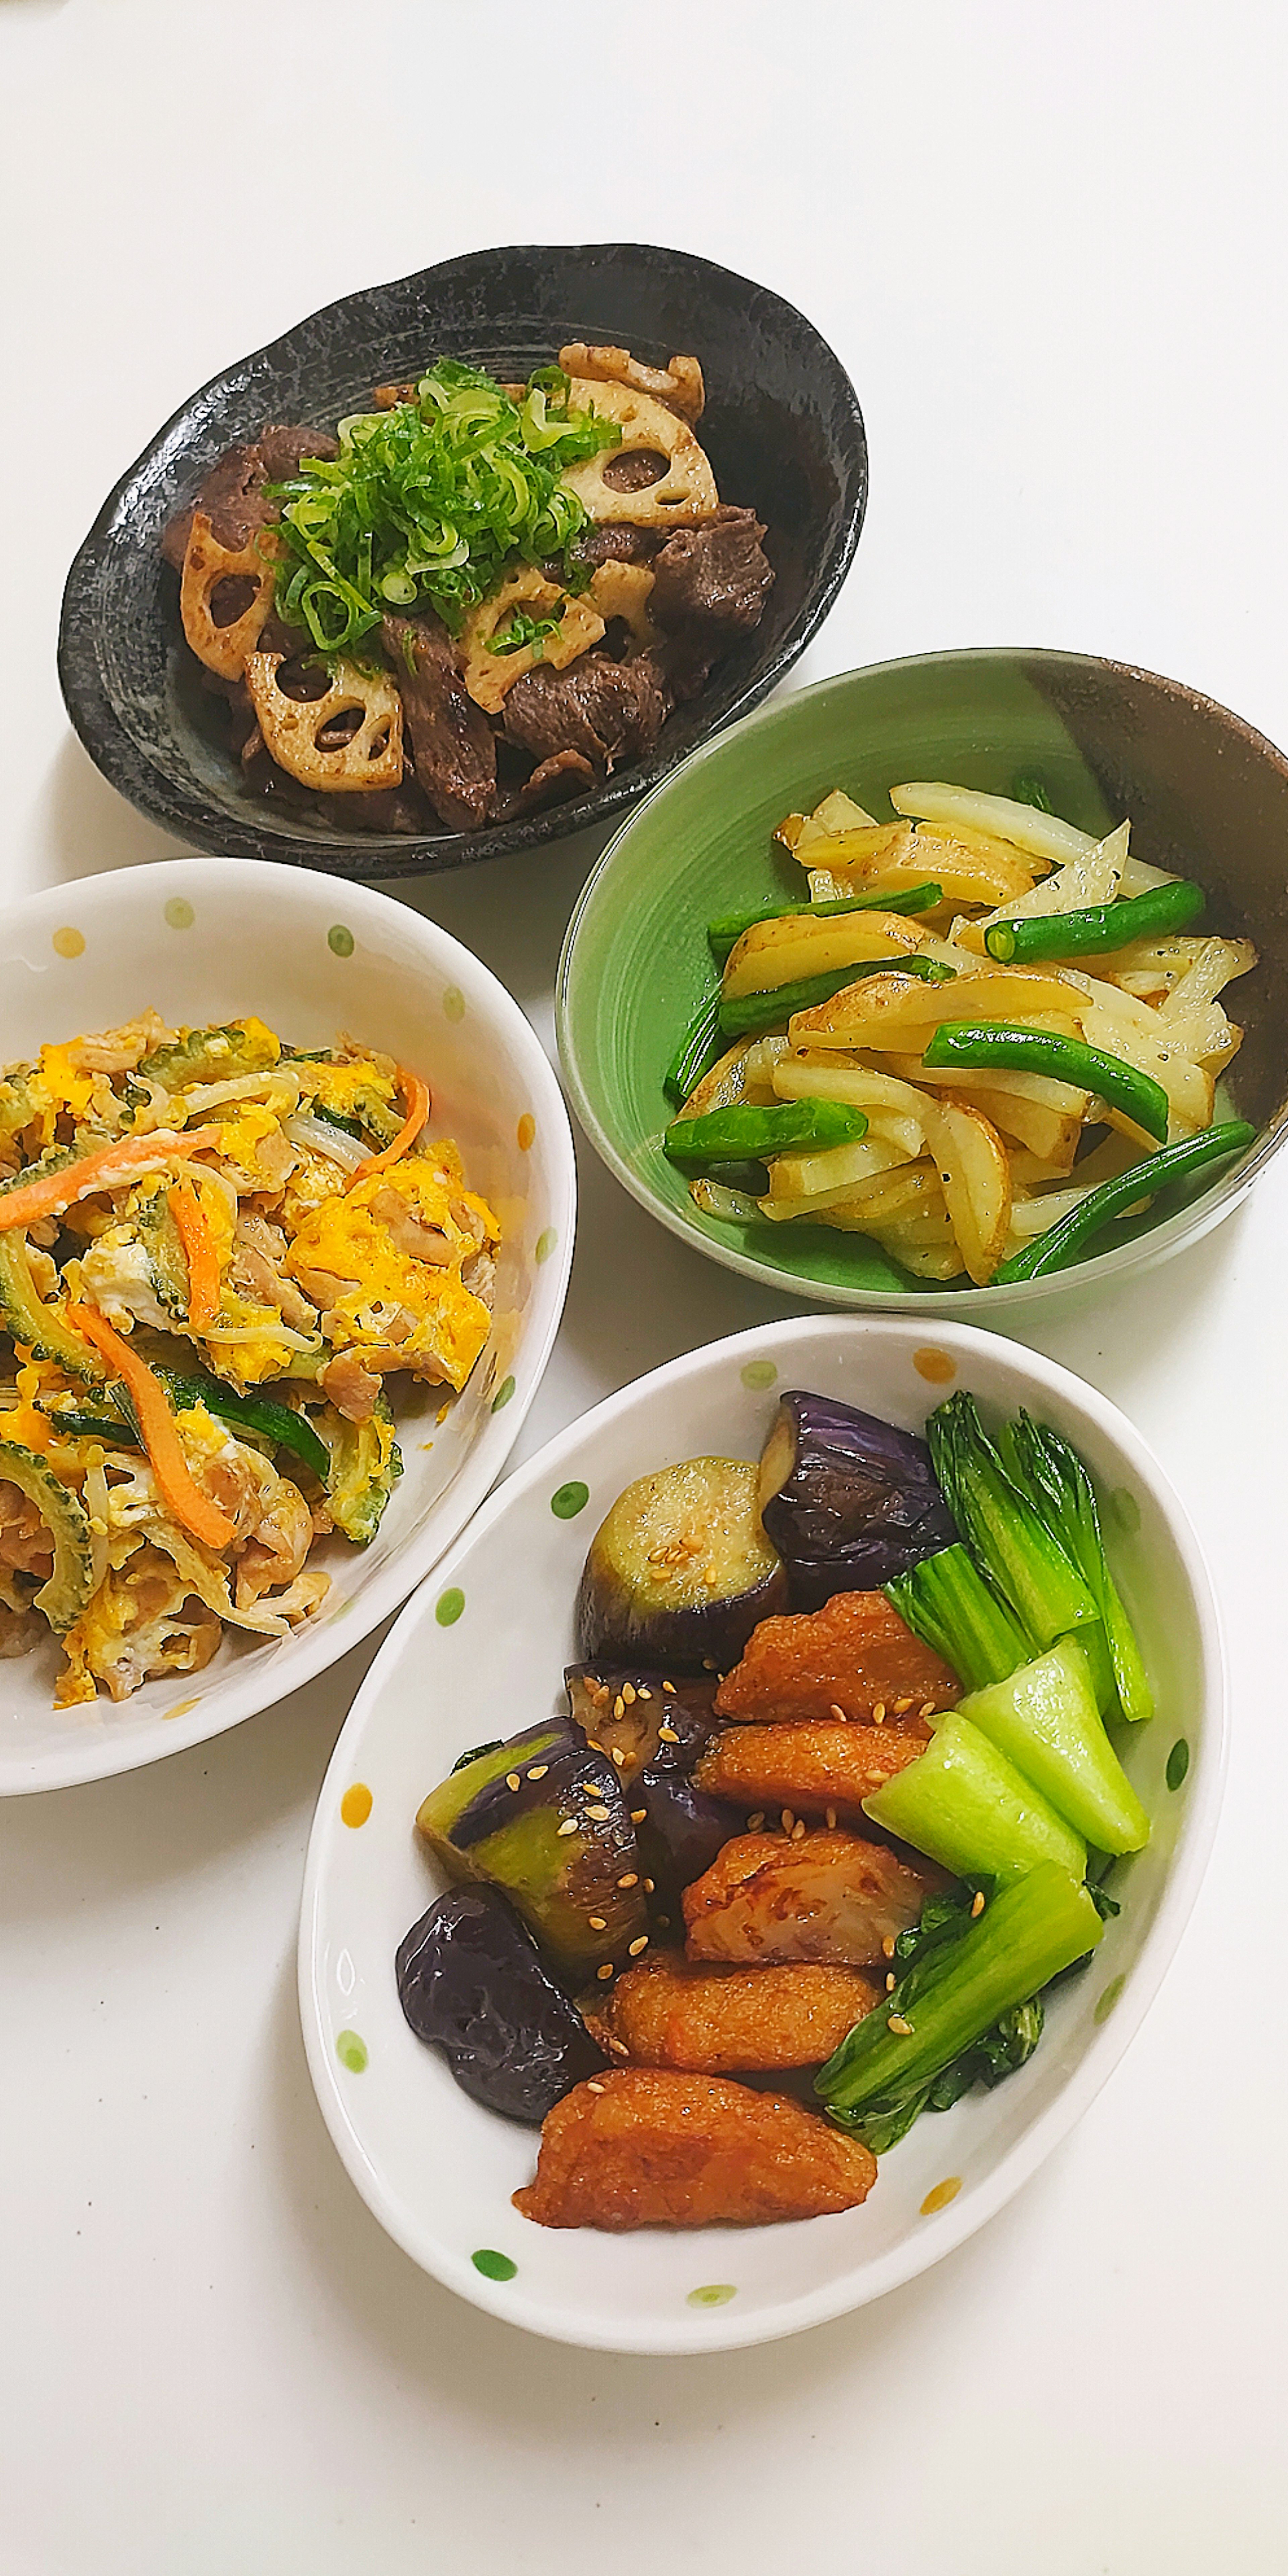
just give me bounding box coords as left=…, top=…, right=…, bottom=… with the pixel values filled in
left=52, top=927, right=85, bottom=960
left=913, top=1347, right=956, bottom=1385
left=921, top=2176, right=962, bottom=2215
left=163, top=1697, right=198, bottom=1723
left=517, top=1113, right=536, bottom=1151
left=340, top=1782, right=373, bottom=1828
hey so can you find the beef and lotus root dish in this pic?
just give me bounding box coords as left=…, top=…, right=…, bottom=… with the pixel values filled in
left=398, top=1387, right=1151, bottom=2231
left=665, top=777, right=1258, bottom=1285
left=0, top=1015, right=497, bottom=1706
left=162, top=345, right=772, bottom=831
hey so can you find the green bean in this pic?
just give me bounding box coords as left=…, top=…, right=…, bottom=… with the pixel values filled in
left=921, top=1022, right=1170, bottom=1144
left=991, top=1121, right=1257, bottom=1283
left=984, top=878, right=1205, bottom=964
left=707, top=882, right=943, bottom=966
left=663, top=1100, right=869, bottom=1169
left=663, top=991, right=724, bottom=1107
left=719, top=955, right=956, bottom=1040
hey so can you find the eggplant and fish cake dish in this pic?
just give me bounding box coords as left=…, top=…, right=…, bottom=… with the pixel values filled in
left=398, top=1387, right=1151, bottom=2230
left=161, top=344, right=773, bottom=833
left=0, top=1013, right=497, bottom=1707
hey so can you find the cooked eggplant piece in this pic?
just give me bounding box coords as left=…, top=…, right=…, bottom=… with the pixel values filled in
left=415, top=1719, right=649, bottom=1985
left=396, top=1884, right=608, bottom=2123
left=683, top=1828, right=936, bottom=1967
left=575, top=1456, right=788, bottom=1672
left=563, top=1664, right=717, bottom=1783
left=713, top=1588, right=961, bottom=1724
left=759, top=1391, right=957, bottom=1609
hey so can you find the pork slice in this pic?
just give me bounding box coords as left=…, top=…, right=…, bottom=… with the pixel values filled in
left=160, top=423, right=339, bottom=572
left=382, top=612, right=496, bottom=831
left=650, top=505, right=774, bottom=639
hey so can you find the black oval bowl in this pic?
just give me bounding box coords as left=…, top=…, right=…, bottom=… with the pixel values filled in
left=58, top=243, right=867, bottom=882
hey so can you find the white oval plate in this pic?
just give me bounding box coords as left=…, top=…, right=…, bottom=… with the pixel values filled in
left=299, top=1314, right=1224, bottom=2354
left=0, top=858, right=575, bottom=1794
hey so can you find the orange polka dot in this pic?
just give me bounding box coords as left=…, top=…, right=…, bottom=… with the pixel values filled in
left=340, top=1782, right=373, bottom=1828
left=921, top=2176, right=962, bottom=2214
left=913, top=1347, right=957, bottom=1385
left=517, top=1113, right=536, bottom=1151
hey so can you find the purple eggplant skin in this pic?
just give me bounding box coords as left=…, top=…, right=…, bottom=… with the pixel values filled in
left=632, top=1691, right=744, bottom=1914
left=396, top=1886, right=608, bottom=2123
left=575, top=1456, right=789, bottom=1673
left=758, top=1391, right=958, bottom=1612
left=564, top=1666, right=718, bottom=1784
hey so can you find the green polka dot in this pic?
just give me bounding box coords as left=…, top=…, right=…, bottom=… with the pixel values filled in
left=551, top=1480, right=589, bottom=1520
left=336, top=2029, right=368, bottom=2073
left=443, top=986, right=465, bottom=1023
left=435, top=1587, right=465, bottom=1627
left=741, top=1359, right=778, bottom=1390
left=687, top=2283, right=737, bottom=2308
left=328, top=924, right=355, bottom=957
left=535, top=1227, right=557, bottom=1264
left=472, top=2248, right=517, bottom=2282
left=490, top=1374, right=516, bottom=1413
left=1166, top=1738, right=1190, bottom=1791
left=1109, top=1487, right=1141, bottom=1535
left=1093, top=1975, right=1126, bottom=2026
left=164, top=896, right=195, bottom=930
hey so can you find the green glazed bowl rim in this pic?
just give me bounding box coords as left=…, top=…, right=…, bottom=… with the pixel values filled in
left=557, top=644, right=1288, bottom=1313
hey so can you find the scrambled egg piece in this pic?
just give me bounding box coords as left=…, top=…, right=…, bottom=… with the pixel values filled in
left=286, top=1151, right=498, bottom=1391
left=301, top=1056, right=400, bottom=1132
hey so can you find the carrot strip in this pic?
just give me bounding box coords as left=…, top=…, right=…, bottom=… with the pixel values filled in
left=168, top=1182, right=221, bottom=1332
left=64, top=1304, right=236, bottom=1550
left=0, top=1126, right=227, bottom=1235
left=348, top=1069, right=431, bottom=1187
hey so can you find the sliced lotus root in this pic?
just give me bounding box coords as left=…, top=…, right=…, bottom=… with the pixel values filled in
left=560, top=343, right=705, bottom=425
left=560, top=379, right=717, bottom=526
left=245, top=652, right=404, bottom=792
left=179, top=512, right=279, bottom=680
left=459, top=567, right=605, bottom=715
left=588, top=559, right=658, bottom=647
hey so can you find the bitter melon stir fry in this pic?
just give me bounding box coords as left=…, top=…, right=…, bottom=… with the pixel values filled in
left=663, top=778, right=1258, bottom=1284
left=161, top=343, right=772, bottom=835
left=0, top=1015, right=498, bottom=1708
left=397, top=1388, right=1147, bottom=2231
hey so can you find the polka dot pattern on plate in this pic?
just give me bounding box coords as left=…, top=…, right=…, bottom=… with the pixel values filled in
left=551, top=1481, right=589, bottom=1519
left=327, top=924, right=355, bottom=957
left=920, top=2176, right=961, bottom=2215
left=1166, top=1738, right=1190, bottom=1791
left=740, top=1359, right=778, bottom=1389
left=340, top=1783, right=373, bottom=1828
left=336, top=2029, right=368, bottom=2073
left=534, top=1227, right=557, bottom=1264
left=913, top=1347, right=956, bottom=1385
left=52, top=927, right=85, bottom=959
left=164, top=897, right=195, bottom=929
left=686, top=2283, right=737, bottom=2308
left=471, top=2249, right=517, bottom=2282
left=490, top=1375, right=516, bottom=1413
left=517, top=1113, right=536, bottom=1151
left=1094, top=1974, right=1126, bottom=2026
left=435, top=1587, right=465, bottom=1627
left=442, top=986, right=465, bottom=1023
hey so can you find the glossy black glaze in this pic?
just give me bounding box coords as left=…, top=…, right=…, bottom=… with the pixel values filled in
left=59, top=243, right=867, bottom=879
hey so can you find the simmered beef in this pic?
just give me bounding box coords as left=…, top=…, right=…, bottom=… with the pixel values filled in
left=571, top=522, right=668, bottom=570
left=160, top=423, right=339, bottom=571
left=503, top=652, right=672, bottom=771
left=382, top=612, right=496, bottom=831
left=650, top=505, right=774, bottom=639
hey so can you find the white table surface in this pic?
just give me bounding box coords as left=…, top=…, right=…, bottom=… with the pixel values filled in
left=3, top=4, right=1286, bottom=2568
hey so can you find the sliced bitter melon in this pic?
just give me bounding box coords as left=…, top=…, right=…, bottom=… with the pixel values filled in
left=132, top=1182, right=190, bottom=1320
left=313, top=1392, right=402, bottom=1544
left=0, top=1235, right=103, bottom=1382
left=136, top=1018, right=280, bottom=1092
left=0, top=1443, right=94, bottom=1631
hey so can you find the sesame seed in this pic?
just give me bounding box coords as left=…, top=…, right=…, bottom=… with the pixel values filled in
left=596, top=1963, right=614, bottom=1982
left=658, top=1723, right=680, bottom=1744
left=888, top=2014, right=913, bottom=2036
left=637, top=1687, right=652, bottom=1701
left=588, top=1916, right=607, bottom=1931
left=611, top=1745, right=626, bottom=1766
left=642, top=1877, right=655, bottom=1893
left=882, top=1935, right=896, bottom=1959
left=656, top=1915, right=671, bottom=1929
left=556, top=1817, right=580, bottom=1837
left=919, top=1700, right=935, bottom=1718
left=586, top=2081, right=606, bottom=2094
left=527, top=1764, right=548, bottom=1780
left=506, top=1772, right=521, bottom=1791
left=829, top=1702, right=847, bottom=1723
left=781, top=1809, right=795, bottom=1833
left=662, top=1680, right=676, bottom=1694
left=894, top=1696, right=914, bottom=1713
left=617, top=1872, right=639, bottom=1889
left=622, top=1683, right=637, bottom=1706
left=609, top=2037, right=630, bottom=2056
left=971, top=1889, right=986, bottom=1918
left=746, top=1812, right=765, bottom=1831
left=613, top=1695, right=626, bottom=1720
left=791, top=1818, right=806, bottom=1841
left=586, top=1739, right=604, bottom=1755
left=631, top=1808, right=647, bottom=1825
left=886, top=1972, right=897, bottom=1992
left=628, top=1936, right=649, bottom=1957
left=825, top=1806, right=837, bottom=1830
left=872, top=1702, right=886, bottom=1726
left=584, top=1804, right=611, bottom=1822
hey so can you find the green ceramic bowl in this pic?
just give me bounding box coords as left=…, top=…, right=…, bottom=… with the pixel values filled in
left=557, top=647, right=1288, bottom=1312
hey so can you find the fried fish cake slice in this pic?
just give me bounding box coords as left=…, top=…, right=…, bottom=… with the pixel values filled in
left=599, top=1956, right=879, bottom=2072
left=694, top=1718, right=928, bottom=1818
left=683, top=1829, right=934, bottom=1968
left=713, top=1590, right=960, bottom=1725
left=513, top=2068, right=877, bottom=2229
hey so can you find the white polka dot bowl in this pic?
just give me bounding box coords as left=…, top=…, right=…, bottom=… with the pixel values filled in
left=0, top=856, right=575, bottom=1795
left=299, top=1312, right=1224, bottom=2354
